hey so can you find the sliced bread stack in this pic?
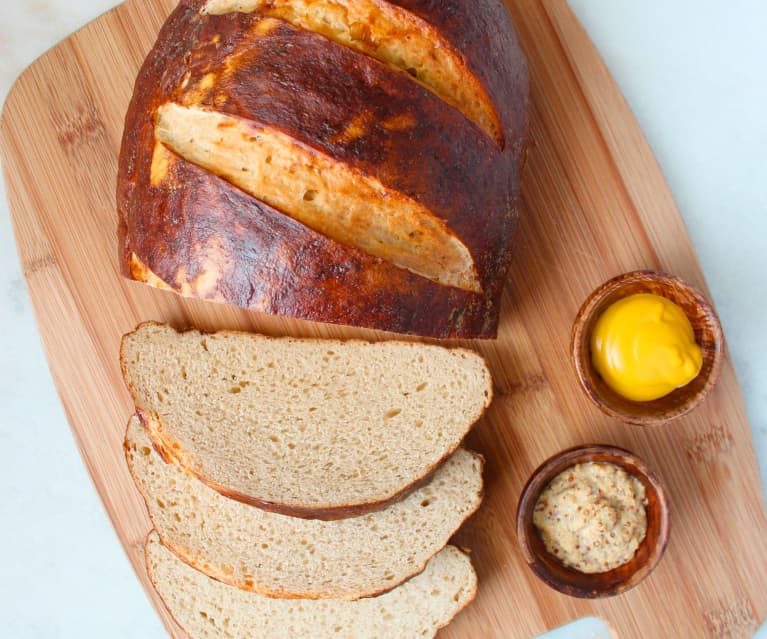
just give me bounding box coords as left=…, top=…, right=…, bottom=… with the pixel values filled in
left=122, top=322, right=492, bottom=638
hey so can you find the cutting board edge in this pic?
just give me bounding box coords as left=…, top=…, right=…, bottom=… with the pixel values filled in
left=0, top=3, right=127, bottom=131
left=1, top=1, right=766, bottom=638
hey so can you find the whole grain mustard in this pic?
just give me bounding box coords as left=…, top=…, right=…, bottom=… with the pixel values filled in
left=533, top=462, right=647, bottom=574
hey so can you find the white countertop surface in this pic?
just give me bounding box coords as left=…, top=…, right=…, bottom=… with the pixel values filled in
left=0, top=1, right=765, bottom=638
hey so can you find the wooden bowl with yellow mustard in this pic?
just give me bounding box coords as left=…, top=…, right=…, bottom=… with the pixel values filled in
left=571, top=270, right=724, bottom=426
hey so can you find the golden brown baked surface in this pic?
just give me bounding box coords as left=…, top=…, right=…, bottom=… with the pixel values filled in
left=118, top=0, right=528, bottom=337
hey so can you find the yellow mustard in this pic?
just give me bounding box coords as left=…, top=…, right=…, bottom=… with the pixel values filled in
left=591, top=293, right=703, bottom=401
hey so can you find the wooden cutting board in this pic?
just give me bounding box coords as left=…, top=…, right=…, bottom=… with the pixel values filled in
left=2, top=1, right=766, bottom=637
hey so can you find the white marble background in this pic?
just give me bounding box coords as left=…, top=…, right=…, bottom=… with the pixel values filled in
left=0, top=1, right=765, bottom=638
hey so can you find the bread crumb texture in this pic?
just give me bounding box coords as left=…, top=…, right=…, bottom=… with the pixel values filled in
left=146, top=532, right=477, bottom=639
left=126, top=416, right=483, bottom=598
left=201, top=0, right=502, bottom=144
left=121, top=323, right=492, bottom=512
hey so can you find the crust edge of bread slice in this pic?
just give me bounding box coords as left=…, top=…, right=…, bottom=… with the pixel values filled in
left=125, top=415, right=484, bottom=600
left=138, top=409, right=467, bottom=521
left=121, top=321, right=493, bottom=520
left=145, top=531, right=478, bottom=639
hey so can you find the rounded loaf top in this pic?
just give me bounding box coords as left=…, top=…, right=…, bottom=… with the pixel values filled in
left=118, top=0, right=529, bottom=337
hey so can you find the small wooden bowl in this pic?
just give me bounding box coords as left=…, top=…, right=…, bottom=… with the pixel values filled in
left=516, top=445, right=670, bottom=598
left=571, top=270, right=723, bottom=426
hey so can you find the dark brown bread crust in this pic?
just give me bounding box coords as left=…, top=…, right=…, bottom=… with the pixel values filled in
left=118, top=0, right=528, bottom=338
left=392, top=0, right=530, bottom=155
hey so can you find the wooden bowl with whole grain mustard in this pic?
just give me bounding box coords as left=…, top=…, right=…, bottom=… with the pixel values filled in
left=516, top=445, right=670, bottom=598
left=571, top=270, right=724, bottom=426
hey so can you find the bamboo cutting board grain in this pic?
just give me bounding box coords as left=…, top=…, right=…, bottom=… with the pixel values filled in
left=2, top=1, right=767, bottom=637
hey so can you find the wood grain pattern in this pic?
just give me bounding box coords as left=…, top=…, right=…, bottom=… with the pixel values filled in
left=1, top=1, right=766, bottom=637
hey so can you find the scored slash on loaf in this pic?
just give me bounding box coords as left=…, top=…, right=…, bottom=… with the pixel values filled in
left=154, top=102, right=481, bottom=292
left=201, top=0, right=503, bottom=143
left=120, top=322, right=493, bottom=518
left=126, top=416, right=483, bottom=599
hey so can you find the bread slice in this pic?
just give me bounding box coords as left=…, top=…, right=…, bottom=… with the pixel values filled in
left=120, top=322, right=492, bottom=517
left=146, top=531, right=477, bottom=639
left=125, top=416, right=482, bottom=599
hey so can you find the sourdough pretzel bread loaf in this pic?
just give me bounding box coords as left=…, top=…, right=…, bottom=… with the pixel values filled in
left=118, top=0, right=529, bottom=338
